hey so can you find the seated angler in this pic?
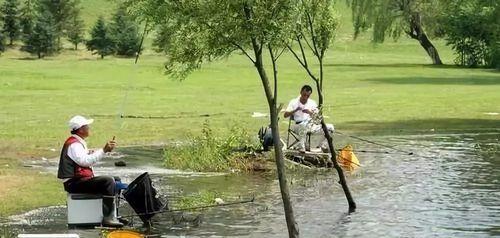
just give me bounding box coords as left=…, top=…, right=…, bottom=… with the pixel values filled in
left=57, top=115, right=123, bottom=227
left=284, top=85, right=318, bottom=151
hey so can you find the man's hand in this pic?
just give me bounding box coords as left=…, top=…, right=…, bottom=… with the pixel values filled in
left=103, top=137, right=117, bottom=153
left=302, top=108, right=314, bottom=115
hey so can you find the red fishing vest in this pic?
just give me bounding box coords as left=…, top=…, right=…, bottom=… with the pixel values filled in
left=57, top=136, right=94, bottom=179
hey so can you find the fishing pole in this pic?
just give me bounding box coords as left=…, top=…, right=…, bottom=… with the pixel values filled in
left=121, top=197, right=255, bottom=218
left=114, top=18, right=150, bottom=133
left=334, top=131, right=415, bottom=155
left=336, top=148, right=409, bottom=155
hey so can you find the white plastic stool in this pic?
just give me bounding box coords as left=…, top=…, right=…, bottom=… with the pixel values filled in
left=66, top=193, right=103, bottom=227
left=18, top=235, right=79, bottom=238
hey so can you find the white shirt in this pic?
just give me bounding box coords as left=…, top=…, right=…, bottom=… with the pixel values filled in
left=285, top=96, right=318, bottom=122
left=67, top=135, right=105, bottom=167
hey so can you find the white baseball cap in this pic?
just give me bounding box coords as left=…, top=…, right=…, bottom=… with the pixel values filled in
left=68, top=115, right=94, bottom=131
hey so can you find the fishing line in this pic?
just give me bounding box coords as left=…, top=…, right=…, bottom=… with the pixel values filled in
left=114, top=19, right=150, bottom=133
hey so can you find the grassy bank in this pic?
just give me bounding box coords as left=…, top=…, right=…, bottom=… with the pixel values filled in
left=0, top=158, right=64, bottom=217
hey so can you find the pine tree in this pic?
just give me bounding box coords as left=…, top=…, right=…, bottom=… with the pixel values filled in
left=0, top=30, right=5, bottom=54
left=66, top=7, right=84, bottom=50
left=21, top=9, right=57, bottom=58
left=1, top=0, right=21, bottom=45
left=19, top=0, right=35, bottom=41
left=86, top=16, right=115, bottom=59
left=37, top=0, right=80, bottom=49
left=109, top=6, right=141, bottom=57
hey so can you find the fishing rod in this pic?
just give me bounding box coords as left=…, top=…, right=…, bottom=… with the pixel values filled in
left=121, top=197, right=255, bottom=218
left=336, top=148, right=409, bottom=155
left=334, top=131, right=415, bottom=155
left=114, top=19, right=150, bottom=132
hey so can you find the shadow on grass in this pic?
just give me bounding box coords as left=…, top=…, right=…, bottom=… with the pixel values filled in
left=324, top=63, right=459, bottom=69
left=14, top=57, right=38, bottom=61
left=338, top=118, right=500, bottom=135
left=364, top=75, right=500, bottom=85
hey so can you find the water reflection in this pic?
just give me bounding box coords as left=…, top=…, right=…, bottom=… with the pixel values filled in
left=2, top=132, right=499, bottom=237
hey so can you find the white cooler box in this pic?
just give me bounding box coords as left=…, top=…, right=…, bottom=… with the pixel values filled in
left=66, top=193, right=103, bottom=227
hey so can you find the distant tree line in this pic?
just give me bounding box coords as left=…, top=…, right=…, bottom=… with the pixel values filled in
left=0, top=0, right=141, bottom=59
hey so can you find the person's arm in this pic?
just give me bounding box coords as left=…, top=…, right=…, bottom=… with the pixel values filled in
left=67, top=143, right=105, bottom=167
left=284, top=110, right=297, bottom=118
left=284, top=100, right=300, bottom=118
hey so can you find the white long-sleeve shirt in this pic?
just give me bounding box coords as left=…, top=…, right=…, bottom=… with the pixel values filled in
left=285, top=96, right=318, bottom=122
left=67, top=135, right=105, bottom=167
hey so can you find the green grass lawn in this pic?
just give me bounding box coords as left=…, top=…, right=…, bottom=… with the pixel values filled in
left=1, top=39, right=498, bottom=158
left=0, top=1, right=499, bottom=217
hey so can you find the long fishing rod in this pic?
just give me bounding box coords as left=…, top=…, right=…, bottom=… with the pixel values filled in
left=121, top=197, right=255, bottom=218
left=334, top=131, right=415, bottom=155
left=114, top=19, right=150, bottom=132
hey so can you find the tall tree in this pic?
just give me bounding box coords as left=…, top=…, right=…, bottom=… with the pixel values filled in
left=127, top=0, right=301, bottom=237
left=0, top=30, right=5, bottom=54
left=1, top=0, right=21, bottom=45
left=19, top=0, right=35, bottom=41
left=287, top=0, right=356, bottom=212
left=110, top=6, right=141, bottom=56
left=21, top=9, right=57, bottom=58
left=66, top=6, right=84, bottom=50
left=349, top=0, right=443, bottom=65
left=37, top=0, right=80, bottom=48
left=86, top=16, right=115, bottom=59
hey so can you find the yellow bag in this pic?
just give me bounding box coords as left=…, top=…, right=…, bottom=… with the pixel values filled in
left=336, top=145, right=360, bottom=171
left=106, top=230, right=145, bottom=238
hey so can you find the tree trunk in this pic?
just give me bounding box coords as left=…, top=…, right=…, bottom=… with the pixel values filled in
left=74, top=43, right=78, bottom=50
left=101, top=54, right=104, bottom=59
left=256, top=56, right=299, bottom=238
left=408, top=13, right=443, bottom=65
left=244, top=5, right=299, bottom=236
left=37, top=52, right=41, bottom=59
left=317, top=58, right=356, bottom=212
left=320, top=119, right=356, bottom=212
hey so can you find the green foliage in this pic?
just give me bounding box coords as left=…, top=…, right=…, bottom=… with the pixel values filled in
left=126, top=0, right=300, bottom=79
left=1, top=0, right=21, bottom=45
left=21, top=9, right=57, bottom=58
left=19, top=0, right=35, bottom=42
left=109, top=6, right=141, bottom=57
left=349, top=0, right=439, bottom=42
left=441, top=0, right=500, bottom=68
left=86, top=16, right=114, bottom=58
left=289, top=0, right=339, bottom=89
left=66, top=3, right=84, bottom=50
left=164, top=122, right=259, bottom=172
left=37, top=0, right=81, bottom=47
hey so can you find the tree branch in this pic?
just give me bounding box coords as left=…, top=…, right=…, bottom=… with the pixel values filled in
left=274, top=46, right=287, bottom=61
left=231, top=41, right=256, bottom=64
left=305, top=7, right=320, bottom=57
left=287, top=39, right=319, bottom=84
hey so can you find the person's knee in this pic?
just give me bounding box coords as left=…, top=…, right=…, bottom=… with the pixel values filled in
left=98, top=176, right=116, bottom=195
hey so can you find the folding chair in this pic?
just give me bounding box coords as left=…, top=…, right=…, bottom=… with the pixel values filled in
left=285, top=116, right=311, bottom=151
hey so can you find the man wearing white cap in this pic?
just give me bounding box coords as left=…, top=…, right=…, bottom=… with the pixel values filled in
left=57, top=115, right=123, bottom=227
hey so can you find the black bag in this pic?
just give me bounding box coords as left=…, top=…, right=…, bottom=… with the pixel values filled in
left=123, top=172, right=167, bottom=223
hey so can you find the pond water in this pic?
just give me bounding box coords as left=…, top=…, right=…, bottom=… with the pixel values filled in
left=2, top=132, right=499, bottom=237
